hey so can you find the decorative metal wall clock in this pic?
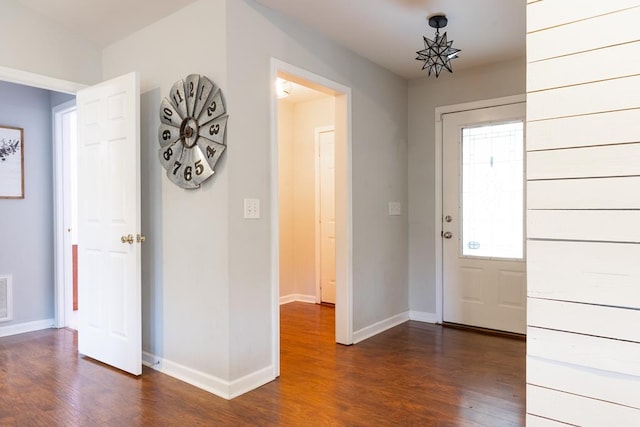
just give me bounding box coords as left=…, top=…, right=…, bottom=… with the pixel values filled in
left=158, top=74, right=228, bottom=188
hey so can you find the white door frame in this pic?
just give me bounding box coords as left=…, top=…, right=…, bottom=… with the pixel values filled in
left=0, top=66, right=85, bottom=329
left=314, top=125, right=335, bottom=304
left=270, top=58, right=353, bottom=377
left=52, top=99, right=78, bottom=329
left=434, top=94, right=526, bottom=324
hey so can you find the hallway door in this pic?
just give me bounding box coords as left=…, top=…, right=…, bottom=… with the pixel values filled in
left=77, top=72, right=142, bottom=375
left=442, top=103, right=526, bottom=334
left=318, top=127, right=336, bottom=304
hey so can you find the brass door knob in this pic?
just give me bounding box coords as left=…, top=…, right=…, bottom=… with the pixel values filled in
left=443, top=231, right=453, bottom=239
left=121, top=234, right=134, bottom=244
left=137, top=234, right=146, bottom=243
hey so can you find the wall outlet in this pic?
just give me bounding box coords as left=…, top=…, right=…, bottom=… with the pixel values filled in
left=388, top=201, right=401, bottom=216
left=244, top=198, right=260, bottom=219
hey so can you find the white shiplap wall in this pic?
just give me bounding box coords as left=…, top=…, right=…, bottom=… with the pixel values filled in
left=526, top=1, right=640, bottom=425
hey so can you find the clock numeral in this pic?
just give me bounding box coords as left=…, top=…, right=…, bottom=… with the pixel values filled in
left=209, top=124, right=220, bottom=136
left=162, top=130, right=172, bottom=141
left=172, top=161, right=182, bottom=175
left=189, top=81, right=195, bottom=98
left=195, top=160, right=204, bottom=176
left=206, top=146, right=216, bottom=159
left=163, top=107, right=173, bottom=123
left=173, top=90, right=183, bottom=105
left=184, top=166, right=193, bottom=181
left=199, top=84, right=206, bottom=101
left=163, top=147, right=173, bottom=161
left=207, top=102, right=217, bottom=117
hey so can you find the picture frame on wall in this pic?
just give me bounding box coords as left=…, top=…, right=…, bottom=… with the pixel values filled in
left=0, top=125, right=24, bottom=199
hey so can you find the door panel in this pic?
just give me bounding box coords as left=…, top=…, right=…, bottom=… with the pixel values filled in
left=77, top=72, right=142, bottom=375
left=319, top=129, right=336, bottom=304
left=442, top=103, right=526, bottom=334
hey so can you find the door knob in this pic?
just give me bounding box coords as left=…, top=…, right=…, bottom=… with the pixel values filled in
left=137, top=234, right=146, bottom=243
left=443, top=231, right=453, bottom=239
left=121, top=234, right=134, bottom=244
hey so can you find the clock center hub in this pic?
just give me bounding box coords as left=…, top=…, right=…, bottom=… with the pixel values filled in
left=180, top=117, right=199, bottom=148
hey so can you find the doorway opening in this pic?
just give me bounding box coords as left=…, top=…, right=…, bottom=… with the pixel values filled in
left=0, top=67, right=83, bottom=334
left=53, top=101, right=79, bottom=330
left=276, top=81, right=335, bottom=306
left=271, top=59, right=353, bottom=377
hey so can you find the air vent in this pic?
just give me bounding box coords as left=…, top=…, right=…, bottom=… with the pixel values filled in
left=0, top=275, right=12, bottom=322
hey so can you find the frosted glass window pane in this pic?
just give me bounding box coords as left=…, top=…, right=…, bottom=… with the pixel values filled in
left=462, top=121, right=524, bottom=259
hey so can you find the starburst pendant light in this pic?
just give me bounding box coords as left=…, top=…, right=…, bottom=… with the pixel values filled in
left=416, top=14, right=461, bottom=77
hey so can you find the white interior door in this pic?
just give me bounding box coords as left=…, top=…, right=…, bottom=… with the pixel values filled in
left=442, top=103, right=526, bottom=334
left=318, top=128, right=336, bottom=304
left=60, top=104, right=79, bottom=330
left=77, top=72, right=142, bottom=375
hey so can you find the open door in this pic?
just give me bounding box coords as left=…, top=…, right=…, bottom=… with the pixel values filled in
left=76, top=72, right=142, bottom=375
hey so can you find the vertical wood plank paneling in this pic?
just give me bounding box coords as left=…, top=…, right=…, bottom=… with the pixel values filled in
left=528, top=327, right=640, bottom=376
left=527, top=143, right=640, bottom=179
left=528, top=177, right=640, bottom=209
left=527, top=240, right=640, bottom=309
left=528, top=41, right=640, bottom=91
left=527, top=210, right=640, bottom=243
left=525, top=415, right=571, bottom=427
left=527, top=357, right=640, bottom=410
left=527, top=0, right=640, bottom=32
left=527, top=1, right=640, bottom=424
left=527, top=109, right=640, bottom=151
left=527, top=6, right=640, bottom=62
left=528, top=75, right=640, bottom=121
left=528, top=298, right=640, bottom=342
left=527, top=385, right=640, bottom=425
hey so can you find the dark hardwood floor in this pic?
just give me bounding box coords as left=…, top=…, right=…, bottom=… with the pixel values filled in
left=0, top=303, right=525, bottom=426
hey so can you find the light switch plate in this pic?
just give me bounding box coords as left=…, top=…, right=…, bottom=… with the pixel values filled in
left=244, top=198, right=260, bottom=219
left=389, top=201, right=401, bottom=216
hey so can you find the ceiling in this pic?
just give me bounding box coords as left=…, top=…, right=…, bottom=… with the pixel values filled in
left=256, top=0, right=526, bottom=79
left=15, top=0, right=200, bottom=48
left=15, top=0, right=526, bottom=80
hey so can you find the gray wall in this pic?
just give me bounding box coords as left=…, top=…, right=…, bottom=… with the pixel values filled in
left=0, top=81, right=70, bottom=327
left=102, top=0, right=231, bottom=384
left=226, top=0, right=409, bottom=378
left=101, top=0, right=409, bottom=393
left=407, top=57, right=526, bottom=315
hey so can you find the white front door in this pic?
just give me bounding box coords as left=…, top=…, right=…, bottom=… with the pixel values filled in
left=318, top=127, right=336, bottom=304
left=442, top=103, right=526, bottom=334
left=76, top=72, right=142, bottom=375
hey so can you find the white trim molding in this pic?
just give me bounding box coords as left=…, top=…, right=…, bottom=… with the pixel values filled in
left=0, top=65, right=85, bottom=94
left=270, top=57, right=354, bottom=379
left=52, top=100, right=78, bottom=328
left=142, top=352, right=275, bottom=400
left=409, top=311, right=438, bottom=323
left=279, top=294, right=317, bottom=305
left=0, top=318, right=55, bottom=338
left=353, top=312, right=410, bottom=344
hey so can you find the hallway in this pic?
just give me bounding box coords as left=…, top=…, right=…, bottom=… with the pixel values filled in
left=0, top=303, right=525, bottom=425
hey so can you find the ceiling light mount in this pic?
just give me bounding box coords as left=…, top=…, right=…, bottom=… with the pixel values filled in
left=428, top=14, right=448, bottom=30
left=416, top=13, right=461, bottom=78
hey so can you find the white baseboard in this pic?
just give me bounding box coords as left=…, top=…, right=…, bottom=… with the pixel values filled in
left=353, top=311, right=410, bottom=344
left=228, top=365, right=275, bottom=399
left=279, top=293, right=316, bottom=305
left=409, top=311, right=438, bottom=324
left=0, top=318, right=55, bottom=338
left=142, top=351, right=275, bottom=400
